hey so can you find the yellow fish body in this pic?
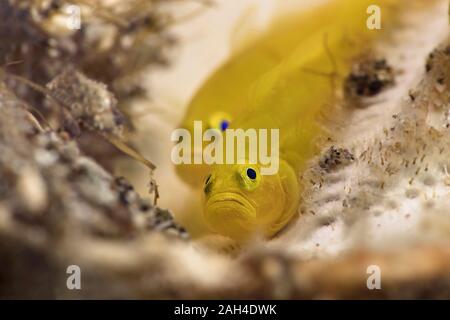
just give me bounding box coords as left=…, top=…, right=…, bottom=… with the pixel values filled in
left=176, top=0, right=371, bottom=186
left=178, top=0, right=414, bottom=241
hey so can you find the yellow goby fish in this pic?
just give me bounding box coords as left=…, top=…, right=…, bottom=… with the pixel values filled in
left=176, top=0, right=369, bottom=186
left=178, top=0, right=414, bottom=241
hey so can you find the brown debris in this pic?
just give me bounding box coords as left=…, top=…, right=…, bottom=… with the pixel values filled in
left=0, top=0, right=175, bottom=103
left=0, top=0, right=177, bottom=167
left=318, top=146, right=355, bottom=172
left=47, top=68, right=124, bottom=137
left=344, top=57, right=395, bottom=100
left=0, top=83, right=187, bottom=298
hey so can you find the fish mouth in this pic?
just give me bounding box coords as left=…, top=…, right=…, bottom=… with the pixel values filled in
left=206, top=192, right=255, bottom=211
left=204, top=191, right=257, bottom=233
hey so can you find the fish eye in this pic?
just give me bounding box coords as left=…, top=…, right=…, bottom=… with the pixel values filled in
left=239, top=166, right=260, bottom=191
left=209, top=112, right=231, bottom=133
left=246, top=168, right=257, bottom=180
left=220, top=120, right=229, bottom=131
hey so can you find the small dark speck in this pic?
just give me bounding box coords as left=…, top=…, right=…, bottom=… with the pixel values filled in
left=139, top=201, right=151, bottom=212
